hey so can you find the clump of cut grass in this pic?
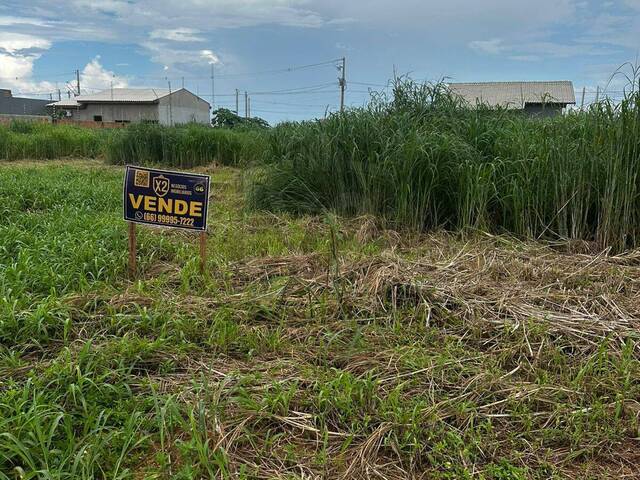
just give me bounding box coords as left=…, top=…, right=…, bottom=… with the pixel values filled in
left=247, top=70, right=640, bottom=252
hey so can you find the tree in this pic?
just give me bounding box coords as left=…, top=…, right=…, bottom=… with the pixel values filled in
left=212, top=108, right=269, bottom=129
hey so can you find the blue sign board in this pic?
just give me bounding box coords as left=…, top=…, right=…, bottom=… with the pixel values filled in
left=123, top=165, right=210, bottom=231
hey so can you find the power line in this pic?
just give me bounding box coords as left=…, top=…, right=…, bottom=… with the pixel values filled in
left=256, top=99, right=337, bottom=108
left=250, top=108, right=328, bottom=115
left=129, top=58, right=343, bottom=81
left=0, top=72, right=75, bottom=80
left=248, top=82, right=336, bottom=95
left=350, top=81, right=389, bottom=88
left=174, top=89, right=339, bottom=97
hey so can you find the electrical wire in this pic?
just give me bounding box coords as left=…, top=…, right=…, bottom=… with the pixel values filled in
left=131, top=58, right=343, bottom=81
left=349, top=81, right=389, bottom=87
left=248, top=82, right=336, bottom=95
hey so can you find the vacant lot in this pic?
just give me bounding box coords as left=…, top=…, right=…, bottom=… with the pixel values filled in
left=1, top=160, right=639, bottom=479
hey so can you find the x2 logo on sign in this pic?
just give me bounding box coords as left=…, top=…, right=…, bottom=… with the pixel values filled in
left=153, top=175, right=170, bottom=197
left=123, top=166, right=210, bottom=231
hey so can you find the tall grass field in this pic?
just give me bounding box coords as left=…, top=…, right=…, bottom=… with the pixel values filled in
left=2, top=76, right=639, bottom=251
left=248, top=79, right=640, bottom=252
left=0, top=121, right=263, bottom=167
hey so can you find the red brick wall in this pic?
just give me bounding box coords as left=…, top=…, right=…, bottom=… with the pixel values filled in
left=0, top=114, right=50, bottom=124
left=54, top=119, right=127, bottom=129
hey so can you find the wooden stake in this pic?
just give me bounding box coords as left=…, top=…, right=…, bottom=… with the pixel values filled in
left=199, top=231, right=207, bottom=275
left=128, top=222, right=137, bottom=278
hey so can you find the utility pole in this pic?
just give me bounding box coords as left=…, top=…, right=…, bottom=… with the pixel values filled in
left=49, top=93, right=52, bottom=101
left=595, top=86, right=600, bottom=103
left=167, top=80, right=173, bottom=126
left=338, top=57, right=346, bottom=112
left=57, top=89, right=61, bottom=101
left=211, top=62, right=216, bottom=111
left=76, top=69, right=81, bottom=96
left=248, top=97, right=251, bottom=118
left=235, top=89, right=239, bottom=114
left=244, top=91, right=248, bottom=119
left=580, top=87, right=586, bottom=110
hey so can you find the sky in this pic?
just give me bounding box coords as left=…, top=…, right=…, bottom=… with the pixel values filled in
left=0, top=0, right=639, bottom=124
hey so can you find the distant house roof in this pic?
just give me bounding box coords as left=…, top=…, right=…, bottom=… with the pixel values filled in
left=51, top=98, right=81, bottom=108
left=49, top=88, right=209, bottom=108
left=0, top=89, right=50, bottom=116
left=49, top=89, right=171, bottom=107
left=77, top=88, right=171, bottom=103
left=448, top=81, right=576, bottom=109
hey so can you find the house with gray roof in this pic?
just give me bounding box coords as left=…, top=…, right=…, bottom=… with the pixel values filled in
left=50, top=88, right=210, bottom=125
left=448, top=81, right=576, bottom=117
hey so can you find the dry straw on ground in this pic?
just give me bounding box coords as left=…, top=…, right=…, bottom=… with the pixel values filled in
left=120, top=231, right=640, bottom=478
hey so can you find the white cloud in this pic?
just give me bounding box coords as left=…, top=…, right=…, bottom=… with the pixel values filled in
left=0, top=32, right=51, bottom=54
left=0, top=53, right=40, bottom=81
left=150, top=28, right=205, bottom=42
left=3, top=0, right=640, bottom=84
left=508, top=55, right=541, bottom=62
left=469, top=38, right=505, bottom=55
left=69, top=0, right=131, bottom=16
left=9, top=0, right=594, bottom=71
left=79, top=56, right=128, bottom=92
left=577, top=11, right=640, bottom=49
left=200, top=50, right=219, bottom=65
left=140, top=40, right=226, bottom=70
left=335, top=42, right=352, bottom=51
left=0, top=16, right=49, bottom=27
left=470, top=37, right=616, bottom=62
left=64, top=0, right=325, bottom=30
left=0, top=32, right=54, bottom=95
left=315, top=0, right=577, bottom=30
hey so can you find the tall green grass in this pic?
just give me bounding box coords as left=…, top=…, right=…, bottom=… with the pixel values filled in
left=0, top=121, right=109, bottom=160
left=0, top=121, right=267, bottom=166
left=105, top=123, right=266, bottom=167
left=247, top=78, right=640, bottom=251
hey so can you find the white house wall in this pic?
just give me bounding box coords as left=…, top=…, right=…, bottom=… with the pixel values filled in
left=69, top=103, right=159, bottom=122
left=158, top=90, right=210, bottom=125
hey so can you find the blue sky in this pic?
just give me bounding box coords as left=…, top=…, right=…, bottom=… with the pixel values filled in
left=1, top=0, right=639, bottom=124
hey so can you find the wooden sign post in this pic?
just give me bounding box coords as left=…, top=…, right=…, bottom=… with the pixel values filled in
left=123, top=166, right=211, bottom=279
left=199, top=231, right=207, bottom=275
left=128, top=222, right=137, bottom=278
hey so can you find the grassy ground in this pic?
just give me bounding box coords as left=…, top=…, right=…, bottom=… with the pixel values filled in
left=1, top=160, right=639, bottom=479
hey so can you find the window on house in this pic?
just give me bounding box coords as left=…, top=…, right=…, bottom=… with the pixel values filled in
left=93, top=115, right=103, bottom=122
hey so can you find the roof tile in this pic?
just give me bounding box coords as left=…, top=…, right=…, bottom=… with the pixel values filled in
left=448, top=81, right=576, bottom=108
